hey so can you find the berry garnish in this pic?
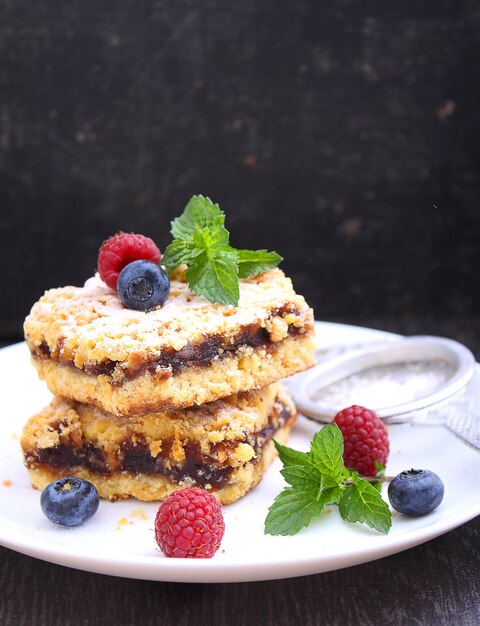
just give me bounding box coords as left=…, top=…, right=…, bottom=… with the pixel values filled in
left=98, top=232, right=161, bottom=290
left=154, top=487, right=225, bottom=558
left=388, top=469, right=444, bottom=516
left=117, top=260, right=170, bottom=311
left=333, top=405, right=389, bottom=477
left=40, top=477, right=99, bottom=527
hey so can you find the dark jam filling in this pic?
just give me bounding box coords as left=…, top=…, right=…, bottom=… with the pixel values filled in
left=33, top=305, right=307, bottom=380
left=26, top=402, right=294, bottom=489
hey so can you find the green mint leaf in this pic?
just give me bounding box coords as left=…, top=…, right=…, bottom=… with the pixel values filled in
left=185, top=248, right=239, bottom=306
left=192, top=224, right=230, bottom=252
left=237, top=249, right=283, bottom=278
left=162, top=239, right=199, bottom=274
left=265, top=488, right=326, bottom=536
left=375, top=461, right=386, bottom=477
left=266, top=425, right=392, bottom=537
left=320, top=485, right=344, bottom=506
left=310, top=424, right=345, bottom=487
left=370, top=462, right=386, bottom=492
left=281, top=465, right=324, bottom=492
left=338, top=479, right=392, bottom=534
left=273, top=439, right=311, bottom=468
left=171, top=195, right=225, bottom=240
left=165, top=195, right=282, bottom=305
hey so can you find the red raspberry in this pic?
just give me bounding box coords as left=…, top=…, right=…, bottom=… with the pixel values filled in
left=98, top=233, right=161, bottom=290
left=154, top=488, right=225, bottom=558
left=333, top=405, right=389, bottom=477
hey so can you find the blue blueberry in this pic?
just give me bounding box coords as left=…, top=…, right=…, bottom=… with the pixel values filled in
left=41, top=477, right=100, bottom=526
left=117, top=260, right=170, bottom=311
left=388, top=469, right=444, bottom=516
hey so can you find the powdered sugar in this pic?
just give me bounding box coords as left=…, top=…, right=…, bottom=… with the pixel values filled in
left=311, top=360, right=456, bottom=411
left=25, top=269, right=314, bottom=366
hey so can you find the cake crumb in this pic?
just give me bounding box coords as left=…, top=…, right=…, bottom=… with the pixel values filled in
left=131, top=508, right=148, bottom=520
left=2, top=480, right=12, bottom=487
left=116, top=516, right=133, bottom=530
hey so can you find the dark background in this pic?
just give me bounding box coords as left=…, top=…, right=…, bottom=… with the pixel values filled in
left=1, top=0, right=479, bottom=342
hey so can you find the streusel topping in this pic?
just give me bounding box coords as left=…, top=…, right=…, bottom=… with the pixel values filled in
left=24, top=269, right=313, bottom=369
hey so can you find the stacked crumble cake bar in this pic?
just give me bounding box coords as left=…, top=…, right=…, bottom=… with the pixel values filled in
left=22, top=269, right=315, bottom=504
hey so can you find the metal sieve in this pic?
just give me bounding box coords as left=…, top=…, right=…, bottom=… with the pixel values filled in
left=288, top=336, right=480, bottom=451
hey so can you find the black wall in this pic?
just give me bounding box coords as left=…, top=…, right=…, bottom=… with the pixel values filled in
left=1, top=1, right=479, bottom=338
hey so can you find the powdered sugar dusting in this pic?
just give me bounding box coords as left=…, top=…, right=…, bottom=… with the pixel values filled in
left=311, top=360, right=456, bottom=411
left=24, top=269, right=314, bottom=367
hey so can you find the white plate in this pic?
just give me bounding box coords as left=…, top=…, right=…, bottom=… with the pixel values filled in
left=1, top=322, right=479, bottom=583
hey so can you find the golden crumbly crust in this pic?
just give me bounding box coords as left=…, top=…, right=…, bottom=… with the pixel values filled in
left=31, top=332, right=315, bottom=415
left=22, top=384, right=284, bottom=461
left=25, top=420, right=293, bottom=505
left=24, top=269, right=315, bottom=414
left=22, top=385, right=297, bottom=504
left=24, top=269, right=313, bottom=367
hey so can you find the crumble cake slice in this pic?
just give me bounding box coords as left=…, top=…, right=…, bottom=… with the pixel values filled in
left=24, top=268, right=315, bottom=416
left=21, top=383, right=297, bottom=505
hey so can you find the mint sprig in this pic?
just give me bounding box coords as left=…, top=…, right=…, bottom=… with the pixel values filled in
left=338, top=472, right=391, bottom=534
left=162, top=195, right=282, bottom=306
left=265, top=424, right=392, bottom=536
